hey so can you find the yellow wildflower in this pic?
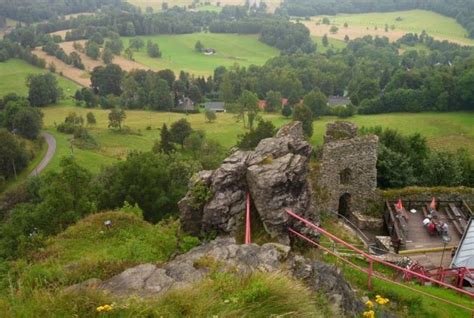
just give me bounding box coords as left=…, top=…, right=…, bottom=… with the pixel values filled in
left=96, top=304, right=113, bottom=312
left=362, top=310, right=375, bottom=318
left=375, top=297, right=389, bottom=305
left=365, top=300, right=374, bottom=308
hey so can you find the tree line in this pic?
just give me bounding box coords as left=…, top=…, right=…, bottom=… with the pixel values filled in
left=0, top=0, right=134, bottom=24
left=360, top=126, right=474, bottom=189
left=212, top=34, right=474, bottom=114
left=5, top=6, right=314, bottom=55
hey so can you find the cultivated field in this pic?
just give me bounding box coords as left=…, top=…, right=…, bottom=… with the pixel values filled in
left=0, top=59, right=80, bottom=97
left=40, top=105, right=474, bottom=173
left=33, top=40, right=150, bottom=87
left=302, top=10, right=474, bottom=46
left=124, top=33, right=279, bottom=76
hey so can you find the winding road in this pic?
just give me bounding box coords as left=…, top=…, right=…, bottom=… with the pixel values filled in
left=29, top=132, right=56, bottom=177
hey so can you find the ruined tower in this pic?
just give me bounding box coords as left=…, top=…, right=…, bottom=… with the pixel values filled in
left=315, top=122, right=378, bottom=217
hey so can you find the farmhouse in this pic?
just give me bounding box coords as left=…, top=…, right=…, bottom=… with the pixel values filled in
left=175, top=97, right=195, bottom=112
left=205, top=101, right=225, bottom=112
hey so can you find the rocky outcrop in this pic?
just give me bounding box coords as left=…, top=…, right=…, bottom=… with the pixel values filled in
left=96, top=238, right=290, bottom=297
left=291, top=255, right=365, bottom=316
left=179, top=121, right=317, bottom=244
left=88, top=237, right=363, bottom=316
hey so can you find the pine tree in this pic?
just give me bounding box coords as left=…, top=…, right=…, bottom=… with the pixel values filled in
left=322, top=34, right=329, bottom=47
left=282, top=104, right=292, bottom=118
left=155, top=123, right=174, bottom=154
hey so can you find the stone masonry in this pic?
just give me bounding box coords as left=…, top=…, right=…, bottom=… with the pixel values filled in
left=315, top=122, right=378, bottom=216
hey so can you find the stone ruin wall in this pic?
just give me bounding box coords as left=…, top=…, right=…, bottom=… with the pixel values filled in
left=315, top=122, right=379, bottom=216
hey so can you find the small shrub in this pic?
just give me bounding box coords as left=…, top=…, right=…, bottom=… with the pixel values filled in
left=72, top=127, right=99, bottom=150
left=189, top=181, right=212, bottom=209
left=120, top=201, right=143, bottom=219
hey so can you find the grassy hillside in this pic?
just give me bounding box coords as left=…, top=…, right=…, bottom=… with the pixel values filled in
left=0, top=136, right=46, bottom=193
left=0, top=211, right=331, bottom=317
left=124, top=33, right=279, bottom=76
left=304, top=10, right=474, bottom=46
left=41, top=105, right=474, bottom=173
left=0, top=59, right=79, bottom=96
left=0, top=59, right=80, bottom=97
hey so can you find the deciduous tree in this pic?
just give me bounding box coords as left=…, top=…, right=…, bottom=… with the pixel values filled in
left=292, top=104, right=313, bottom=137
left=108, top=108, right=126, bottom=130
left=170, top=118, right=192, bottom=148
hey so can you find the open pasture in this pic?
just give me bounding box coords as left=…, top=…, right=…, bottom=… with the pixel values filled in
left=0, top=59, right=80, bottom=97
left=303, top=10, right=474, bottom=46
left=127, top=0, right=282, bottom=13
left=312, top=36, right=347, bottom=53
left=40, top=105, right=474, bottom=173
left=124, top=33, right=279, bottom=76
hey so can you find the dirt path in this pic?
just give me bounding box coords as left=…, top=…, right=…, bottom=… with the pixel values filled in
left=29, top=132, right=56, bottom=177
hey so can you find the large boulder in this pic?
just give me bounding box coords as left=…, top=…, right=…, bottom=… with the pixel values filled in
left=179, top=121, right=317, bottom=244
left=93, top=237, right=363, bottom=317
left=97, top=237, right=290, bottom=297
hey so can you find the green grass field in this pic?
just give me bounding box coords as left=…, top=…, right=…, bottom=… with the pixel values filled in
left=40, top=105, right=474, bottom=174
left=320, top=10, right=474, bottom=45
left=0, top=59, right=80, bottom=97
left=312, top=36, right=347, bottom=53
left=126, top=0, right=282, bottom=13
left=124, top=33, right=279, bottom=76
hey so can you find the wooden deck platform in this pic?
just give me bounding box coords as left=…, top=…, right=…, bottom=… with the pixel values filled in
left=404, top=207, right=460, bottom=251
left=404, top=208, right=460, bottom=268
left=384, top=200, right=473, bottom=269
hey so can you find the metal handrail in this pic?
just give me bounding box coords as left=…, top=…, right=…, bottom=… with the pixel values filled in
left=286, top=209, right=474, bottom=298
left=322, top=209, right=372, bottom=246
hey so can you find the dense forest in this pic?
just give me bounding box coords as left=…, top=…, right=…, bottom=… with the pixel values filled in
left=278, top=0, right=474, bottom=38
left=0, top=0, right=134, bottom=23
left=4, top=6, right=314, bottom=54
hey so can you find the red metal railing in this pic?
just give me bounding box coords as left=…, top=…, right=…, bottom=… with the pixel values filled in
left=288, top=227, right=474, bottom=314
left=245, top=192, right=251, bottom=244
left=286, top=210, right=474, bottom=300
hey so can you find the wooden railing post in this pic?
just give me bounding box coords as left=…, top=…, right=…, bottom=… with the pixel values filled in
left=368, top=259, right=373, bottom=290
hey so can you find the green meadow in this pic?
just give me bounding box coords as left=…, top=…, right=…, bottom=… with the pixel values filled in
left=124, top=33, right=279, bottom=76
left=322, top=9, right=474, bottom=45
left=312, top=36, right=347, bottom=53
left=196, top=4, right=222, bottom=12
left=0, top=59, right=80, bottom=97
left=41, top=105, right=474, bottom=174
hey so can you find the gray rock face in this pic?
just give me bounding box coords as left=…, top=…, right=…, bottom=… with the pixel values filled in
left=179, top=121, right=317, bottom=243
left=95, top=238, right=363, bottom=317
left=98, top=237, right=290, bottom=297
left=291, top=255, right=365, bottom=316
